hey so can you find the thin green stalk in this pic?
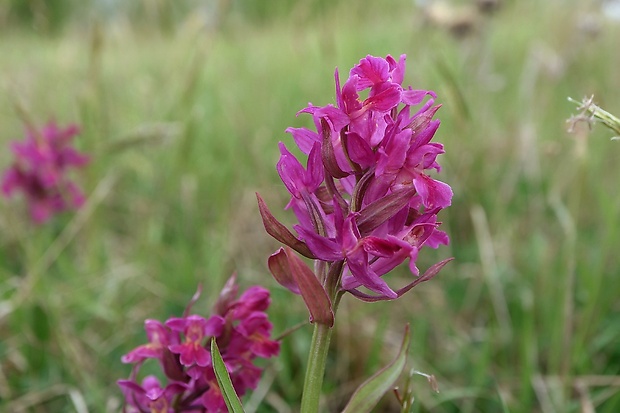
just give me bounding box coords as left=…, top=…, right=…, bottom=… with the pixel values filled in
left=300, top=260, right=344, bottom=413
left=300, top=322, right=334, bottom=413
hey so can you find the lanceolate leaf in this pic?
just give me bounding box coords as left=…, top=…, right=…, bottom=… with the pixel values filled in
left=321, top=118, right=348, bottom=179
left=284, top=248, right=334, bottom=327
left=267, top=248, right=301, bottom=294
left=211, top=338, right=246, bottom=413
left=357, top=187, right=416, bottom=235
left=256, top=193, right=316, bottom=259
left=341, top=325, right=411, bottom=413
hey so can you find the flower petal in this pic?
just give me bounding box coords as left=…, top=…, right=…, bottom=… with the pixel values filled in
left=413, top=174, right=453, bottom=209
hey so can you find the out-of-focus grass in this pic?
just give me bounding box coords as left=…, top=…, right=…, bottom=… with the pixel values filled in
left=1, top=0, right=620, bottom=411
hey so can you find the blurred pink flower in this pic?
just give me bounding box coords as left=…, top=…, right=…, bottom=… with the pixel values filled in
left=119, top=276, right=280, bottom=413
left=121, top=319, right=177, bottom=364
left=1, top=121, right=89, bottom=223
left=118, top=375, right=188, bottom=413
left=167, top=315, right=224, bottom=367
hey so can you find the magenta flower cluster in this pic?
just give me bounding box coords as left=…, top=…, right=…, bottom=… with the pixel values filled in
left=1, top=121, right=89, bottom=223
left=118, top=276, right=280, bottom=413
left=259, top=54, right=452, bottom=307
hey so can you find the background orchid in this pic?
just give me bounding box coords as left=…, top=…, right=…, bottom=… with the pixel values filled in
left=1, top=121, right=89, bottom=223
left=118, top=276, right=280, bottom=413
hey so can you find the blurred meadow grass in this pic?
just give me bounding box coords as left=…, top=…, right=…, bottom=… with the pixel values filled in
left=1, top=0, right=620, bottom=411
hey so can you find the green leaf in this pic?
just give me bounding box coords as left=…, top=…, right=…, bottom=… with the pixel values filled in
left=341, top=325, right=411, bottom=413
left=210, top=338, right=246, bottom=413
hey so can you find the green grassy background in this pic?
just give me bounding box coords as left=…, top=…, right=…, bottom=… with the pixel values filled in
left=1, top=0, right=619, bottom=411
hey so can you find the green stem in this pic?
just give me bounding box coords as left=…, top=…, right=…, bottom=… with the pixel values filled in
left=300, top=260, right=344, bottom=412
left=300, top=322, right=333, bottom=413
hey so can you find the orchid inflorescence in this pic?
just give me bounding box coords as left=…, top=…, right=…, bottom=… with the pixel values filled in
left=1, top=121, right=89, bottom=223
left=258, top=54, right=453, bottom=326
left=117, top=276, right=280, bottom=413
